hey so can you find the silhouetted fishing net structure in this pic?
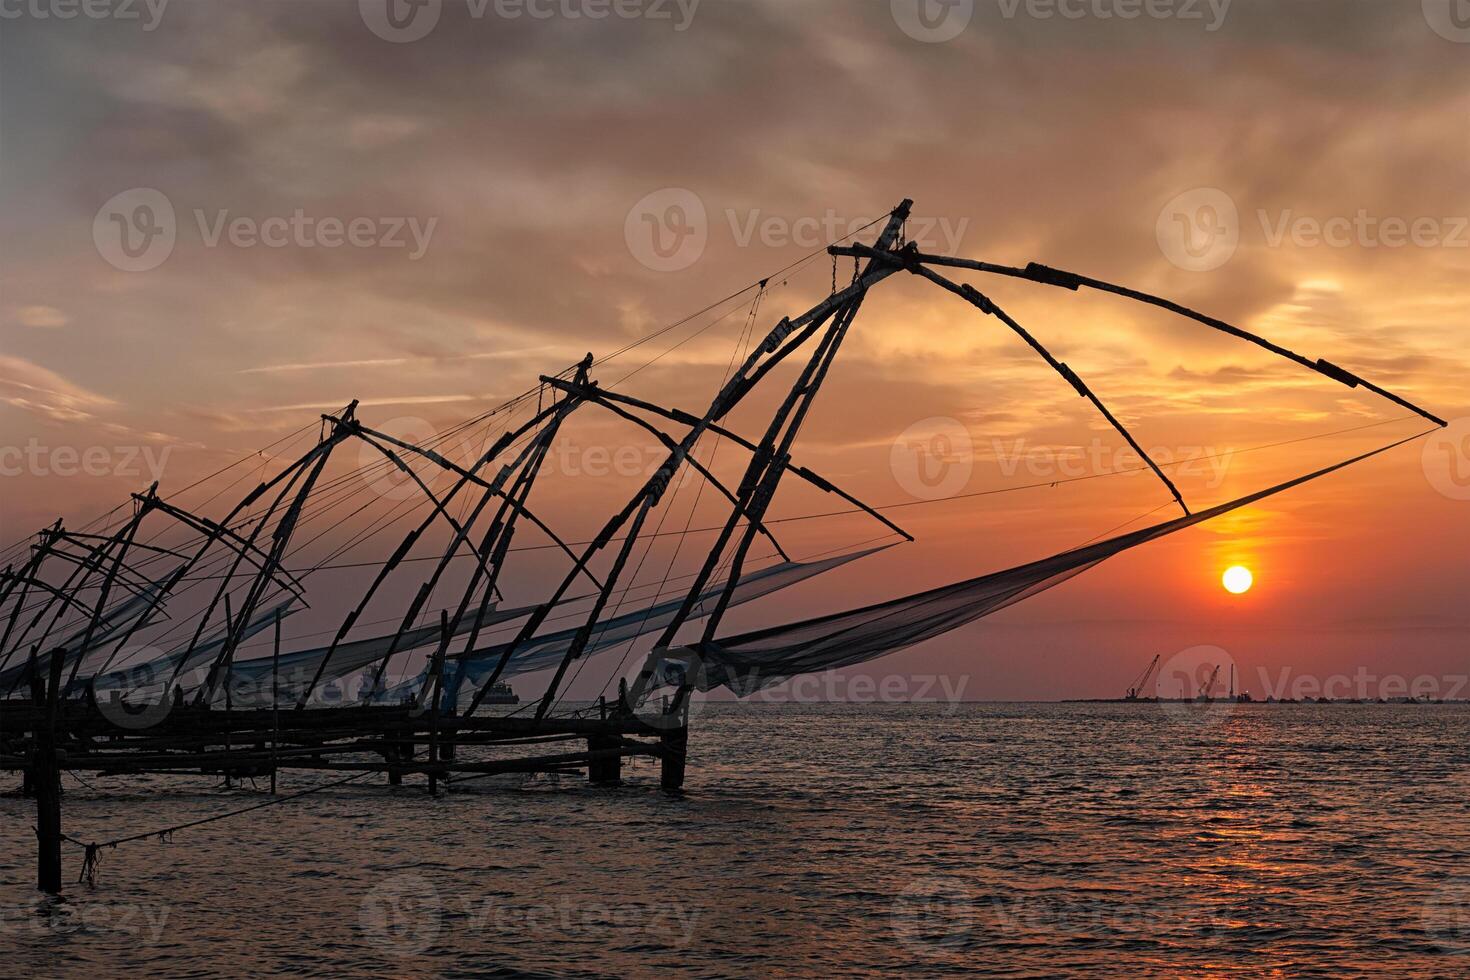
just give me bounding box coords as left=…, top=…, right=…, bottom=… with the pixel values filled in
left=640, top=433, right=1425, bottom=696
left=0, top=198, right=1447, bottom=867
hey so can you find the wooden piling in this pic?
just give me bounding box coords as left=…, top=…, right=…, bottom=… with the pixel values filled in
left=659, top=687, right=689, bottom=792
left=35, top=648, right=65, bottom=894
left=426, top=611, right=448, bottom=797
left=659, top=727, right=687, bottom=792
left=1, top=696, right=681, bottom=802
left=441, top=716, right=457, bottom=761
left=587, top=732, right=622, bottom=785
left=22, top=647, right=41, bottom=798
left=384, top=742, right=403, bottom=786
left=271, top=610, right=281, bottom=795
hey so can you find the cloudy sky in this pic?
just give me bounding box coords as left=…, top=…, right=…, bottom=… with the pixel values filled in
left=1, top=0, right=1466, bottom=699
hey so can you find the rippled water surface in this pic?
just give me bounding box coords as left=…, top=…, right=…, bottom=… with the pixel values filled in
left=4, top=702, right=1470, bottom=977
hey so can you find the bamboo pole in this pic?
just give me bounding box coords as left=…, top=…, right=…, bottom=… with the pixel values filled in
left=838, top=245, right=1447, bottom=429
left=852, top=245, right=1191, bottom=515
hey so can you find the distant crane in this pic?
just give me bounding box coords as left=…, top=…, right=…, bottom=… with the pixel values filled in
left=1198, top=664, right=1222, bottom=701
left=1126, top=654, right=1161, bottom=700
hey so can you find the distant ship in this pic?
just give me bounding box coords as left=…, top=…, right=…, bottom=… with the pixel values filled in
left=482, top=682, right=518, bottom=705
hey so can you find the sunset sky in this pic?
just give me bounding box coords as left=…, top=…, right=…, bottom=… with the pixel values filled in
left=1, top=0, right=1466, bottom=700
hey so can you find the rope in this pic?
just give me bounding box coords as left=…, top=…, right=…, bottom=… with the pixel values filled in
left=238, top=412, right=1417, bottom=576
left=60, top=769, right=374, bottom=886
left=0, top=213, right=893, bottom=684
left=586, top=286, right=768, bottom=709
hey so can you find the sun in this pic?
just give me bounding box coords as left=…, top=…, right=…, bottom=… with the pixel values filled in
left=1222, top=565, right=1254, bottom=595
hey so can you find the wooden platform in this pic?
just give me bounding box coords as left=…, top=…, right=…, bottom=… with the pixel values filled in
left=3, top=679, right=690, bottom=893
left=0, top=697, right=687, bottom=783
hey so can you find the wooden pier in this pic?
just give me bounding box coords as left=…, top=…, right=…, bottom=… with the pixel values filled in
left=2, top=663, right=688, bottom=892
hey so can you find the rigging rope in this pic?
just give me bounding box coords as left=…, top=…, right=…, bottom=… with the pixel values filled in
left=60, top=769, right=377, bottom=886
left=175, top=412, right=1410, bottom=578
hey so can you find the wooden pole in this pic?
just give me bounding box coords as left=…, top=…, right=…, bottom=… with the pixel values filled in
left=271, top=609, right=281, bottom=795
left=22, top=646, right=41, bottom=798
left=587, top=730, right=622, bottom=785
left=35, top=647, right=65, bottom=894
left=426, top=611, right=448, bottom=796
left=660, top=727, right=687, bottom=793
left=660, top=687, right=689, bottom=794
left=386, top=742, right=403, bottom=787
left=222, top=594, right=233, bottom=789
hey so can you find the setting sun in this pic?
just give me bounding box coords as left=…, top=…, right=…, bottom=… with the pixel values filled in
left=1223, top=566, right=1255, bottom=595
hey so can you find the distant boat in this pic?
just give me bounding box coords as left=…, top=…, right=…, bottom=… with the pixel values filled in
left=482, top=682, right=518, bottom=705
